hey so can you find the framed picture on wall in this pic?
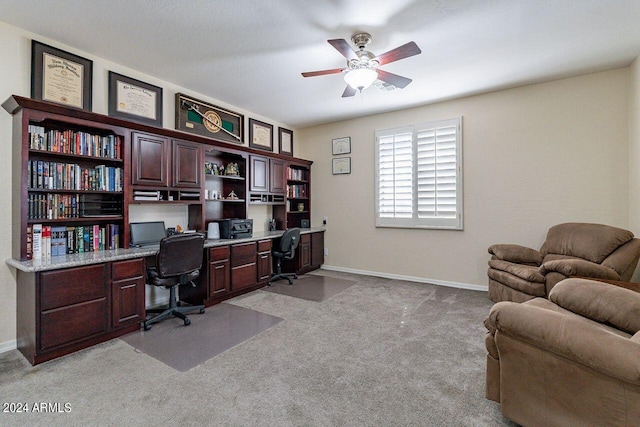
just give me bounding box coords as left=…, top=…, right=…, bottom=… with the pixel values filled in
left=279, top=127, right=293, bottom=156
left=108, top=71, right=163, bottom=126
left=332, top=136, right=351, bottom=155
left=249, top=118, right=274, bottom=151
left=31, top=40, right=93, bottom=111
left=332, top=157, right=351, bottom=175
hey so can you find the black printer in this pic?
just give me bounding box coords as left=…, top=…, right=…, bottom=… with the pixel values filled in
left=216, top=218, right=253, bottom=239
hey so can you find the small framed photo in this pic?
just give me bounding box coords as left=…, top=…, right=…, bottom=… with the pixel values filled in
left=332, top=157, right=351, bottom=175
left=31, top=40, right=93, bottom=111
left=279, top=127, right=293, bottom=156
left=249, top=118, right=274, bottom=151
left=108, top=71, right=163, bottom=126
left=332, top=136, right=351, bottom=155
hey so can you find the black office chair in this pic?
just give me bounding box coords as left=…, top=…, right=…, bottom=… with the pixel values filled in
left=143, top=233, right=205, bottom=330
left=268, top=228, right=301, bottom=286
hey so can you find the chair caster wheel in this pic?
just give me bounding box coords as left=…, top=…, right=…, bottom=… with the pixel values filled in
left=143, top=323, right=151, bottom=331
left=199, top=308, right=205, bottom=314
left=184, top=318, right=191, bottom=326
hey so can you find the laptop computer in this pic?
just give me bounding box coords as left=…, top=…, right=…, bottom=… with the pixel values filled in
left=129, top=221, right=167, bottom=247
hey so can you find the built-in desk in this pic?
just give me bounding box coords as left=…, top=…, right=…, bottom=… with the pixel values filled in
left=6, top=227, right=325, bottom=365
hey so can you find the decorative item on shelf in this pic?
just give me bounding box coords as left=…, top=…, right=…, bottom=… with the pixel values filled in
left=297, top=203, right=305, bottom=212
left=332, top=136, right=351, bottom=155
left=31, top=40, right=93, bottom=111
left=227, top=190, right=238, bottom=200
left=108, top=71, right=163, bottom=126
left=249, top=118, right=274, bottom=151
left=204, top=161, right=215, bottom=175
left=278, top=127, right=293, bottom=156
left=175, top=93, right=244, bottom=143
left=225, top=162, right=239, bottom=176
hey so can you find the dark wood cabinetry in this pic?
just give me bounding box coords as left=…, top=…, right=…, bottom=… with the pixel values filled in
left=209, top=246, right=231, bottom=296
left=248, top=155, right=287, bottom=205
left=270, top=158, right=286, bottom=193
left=273, top=162, right=311, bottom=229
left=16, top=258, right=145, bottom=365
left=257, top=239, right=272, bottom=282
left=111, top=258, right=146, bottom=329
left=132, top=132, right=169, bottom=186
left=172, top=139, right=202, bottom=188
left=282, top=230, right=324, bottom=274
left=203, top=148, right=247, bottom=223
left=231, top=241, right=258, bottom=291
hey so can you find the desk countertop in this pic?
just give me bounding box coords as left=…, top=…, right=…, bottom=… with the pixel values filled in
left=6, top=227, right=325, bottom=273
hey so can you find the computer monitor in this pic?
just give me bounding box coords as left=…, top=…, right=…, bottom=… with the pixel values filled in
left=129, top=221, right=167, bottom=247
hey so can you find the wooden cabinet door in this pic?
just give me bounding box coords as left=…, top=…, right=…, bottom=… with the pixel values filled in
left=209, top=246, right=230, bottom=296
left=299, top=234, right=311, bottom=270
left=311, top=232, right=324, bottom=268
left=173, top=139, right=202, bottom=188
left=231, top=242, right=257, bottom=290
left=250, top=155, right=269, bottom=192
left=132, top=132, right=170, bottom=186
left=257, top=239, right=272, bottom=282
left=111, top=258, right=145, bottom=329
left=269, top=159, right=286, bottom=193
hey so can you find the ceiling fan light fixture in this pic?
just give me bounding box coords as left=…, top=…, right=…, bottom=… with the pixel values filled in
left=344, top=68, right=378, bottom=91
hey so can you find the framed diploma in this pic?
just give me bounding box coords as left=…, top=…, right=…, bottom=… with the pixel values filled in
left=31, top=40, right=93, bottom=111
left=278, top=127, right=293, bottom=156
left=108, top=71, right=163, bottom=126
left=332, top=157, right=351, bottom=175
left=249, top=118, right=274, bottom=151
left=332, top=136, right=351, bottom=155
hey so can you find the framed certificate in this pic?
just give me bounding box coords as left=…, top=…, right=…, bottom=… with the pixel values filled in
left=108, top=72, right=163, bottom=126
left=31, top=40, right=93, bottom=111
left=249, top=118, right=274, bottom=151
left=332, top=136, right=351, bottom=155
left=332, top=157, right=351, bottom=175
left=279, top=127, right=293, bottom=156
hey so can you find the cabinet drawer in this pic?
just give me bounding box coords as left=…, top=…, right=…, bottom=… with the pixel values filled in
left=257, top=239, right=271, bottom=253
left=40, top=264, right=107, bottom=311
left=231, top=242, right=257, bottom=267
left=210, top=245, right=230, bottom=261
left=112, top=258, right=145, bottom=281
left=231, top=264, right=257, bottom=290
left=40, top=298, right=107, bottom=350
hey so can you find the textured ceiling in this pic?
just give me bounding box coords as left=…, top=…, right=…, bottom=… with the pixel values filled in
left=1, top=0, right=640, bottom=128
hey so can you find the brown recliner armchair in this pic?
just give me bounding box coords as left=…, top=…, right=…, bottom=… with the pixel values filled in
left=487, top=222, right=640, bottom=303
left=485, top=278, right=640, bottom=426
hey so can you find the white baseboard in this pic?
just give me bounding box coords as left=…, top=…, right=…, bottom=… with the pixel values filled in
left=320, top=265, right=487, bottom=292
left=0, top=339, right=17, bottom=354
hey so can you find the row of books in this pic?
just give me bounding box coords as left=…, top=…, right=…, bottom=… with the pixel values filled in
left=287, top=184, right=308, bottom=198
left=27, top=223, right=120, bottom=259
left=287, top=168, right=307, bottom=181
left=27, top=193, right=122, bottom=220
left=29, top=125, right=121, bottom=159
left=28, top=160, right=123, bottom=192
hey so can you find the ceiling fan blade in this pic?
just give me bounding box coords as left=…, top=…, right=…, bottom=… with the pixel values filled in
left=328, top=39, right=357, bottom=60
left=342, top=85, right=357, bottom=98
left=376, top=69, right=412, bottom=89
left=301, top=68, right=345, bottom=78
left=374, top=41, right=422, bottom=66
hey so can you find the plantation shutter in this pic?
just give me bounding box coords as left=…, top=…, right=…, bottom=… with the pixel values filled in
left=375, top=118, right=462, bottom=229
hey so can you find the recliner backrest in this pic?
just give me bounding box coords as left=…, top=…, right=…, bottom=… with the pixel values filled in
left=541, top=222, right=634, bottom=264
left=156, top=233, right=205, bottom=278
left=279, top=228, right=301, bottom=259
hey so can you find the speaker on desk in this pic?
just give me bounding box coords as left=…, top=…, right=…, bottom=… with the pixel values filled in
left=207, top=222, right=220, bottom=239
left=301, top=219, right=310, bottom=228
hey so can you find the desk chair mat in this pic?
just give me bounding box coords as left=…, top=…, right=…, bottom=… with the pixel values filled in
left=264, top=274, right=356, bottom=302
left=120, top=303, right=282, bottom=372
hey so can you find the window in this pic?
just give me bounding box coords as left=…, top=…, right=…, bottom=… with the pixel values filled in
left=375, top=117, right=463, bottom=230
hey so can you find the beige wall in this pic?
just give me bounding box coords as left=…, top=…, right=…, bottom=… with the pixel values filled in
left=298, top=69, right=631, bottom=287
left=0, top=21, right=290, bottom=348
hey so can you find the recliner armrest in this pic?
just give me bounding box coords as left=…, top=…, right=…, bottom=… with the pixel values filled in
left=539, top=259, right=621, bottom=281
left=489, top=301, right=640, bottom=385
left=488, top=244, right=542, bottom=265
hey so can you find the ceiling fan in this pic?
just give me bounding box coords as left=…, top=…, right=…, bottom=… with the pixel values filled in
left=302, top=32, right=422, bottom=98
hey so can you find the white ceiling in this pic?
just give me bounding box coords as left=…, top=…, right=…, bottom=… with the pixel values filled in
left=1, top=0, right=640, bottom=128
